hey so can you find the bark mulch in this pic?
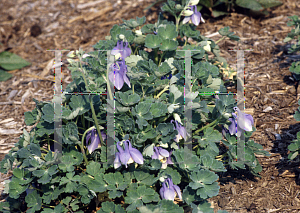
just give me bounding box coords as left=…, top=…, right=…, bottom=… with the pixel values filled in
left=0, top=0, right=300, bottom=212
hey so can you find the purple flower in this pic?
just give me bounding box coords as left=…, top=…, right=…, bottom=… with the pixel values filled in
left=171, top=120, right=190, bottom=142
left=159, top=178, right=182, bottom=201
left=111, top=40, right=131, bottom=59
left=182, top=5, right=204, bottom=26
left=109, top=58, right=131, bottom=90
left=151, top=147, right=173, bottom=169
left=86, top=129, right=107, bottom=154
left=223, top=107, right=254, bottom=137
left=114, top=140, right=144, bottom=169
left=154, top=31, right=157, bottom=35
left=160, top=73, right=172, bottom=80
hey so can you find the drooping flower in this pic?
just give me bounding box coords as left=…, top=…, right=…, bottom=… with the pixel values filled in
left=223, top=107, right=254, bottom=137
left=109, top=58, right=131, bottom=90
left=171, top=119, right=191, bottom=142
left=159, top=178, right=182, bottom=201
left=114, top=140, right=144, bottom=169
left=86, top=129, right=107, bottom=154
left=182, top=5, right=205, bottom=26
left=111, top=40, right=131, bottom=60
left=151, top=147, right=173, bottom=169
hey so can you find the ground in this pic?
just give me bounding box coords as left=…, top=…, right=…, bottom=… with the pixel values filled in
left=0, top=0, right=300, bottom=212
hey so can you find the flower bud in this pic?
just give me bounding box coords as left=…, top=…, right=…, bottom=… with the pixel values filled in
left=168, top=103, right=180, bottom=113
left=175, top=4, right=182, bottom=9
left=67, top=58, right=75, bottom=65
left=182, top=9, right=194, bottom=16
left=159, top=176, right=167, bottom=182
left=189, top=0, right=199, bottom=6
left=203, top=41, right=211, bottom=52
left=82, top=54, right=91, bottom=58
left=114, top=53, right=122, bottom=60
left=135, top=30, right=142, bottom=36
left=119, top=34, right=125, bottom=40
left=200, top=16, right=205, bottom=23
left=159, top=141, right=168, bottom=148
left=173, top=113, right=183, bottom=125
left=67, top=51, right=76, bottom=58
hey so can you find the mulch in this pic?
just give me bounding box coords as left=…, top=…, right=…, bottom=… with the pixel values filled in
left=1, top=0, right=300, bottom=212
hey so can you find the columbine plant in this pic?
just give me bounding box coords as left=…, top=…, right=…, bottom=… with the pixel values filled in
left=0, top=0, right=269, bottom=213
left=284, top=15, right=300, bottom=160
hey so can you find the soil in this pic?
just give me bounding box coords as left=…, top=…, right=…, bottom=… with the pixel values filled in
left=0, top=0, right=300, bottom=212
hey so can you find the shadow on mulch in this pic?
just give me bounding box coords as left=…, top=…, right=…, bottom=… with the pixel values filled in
left=271, top=123, right=300, bottom=182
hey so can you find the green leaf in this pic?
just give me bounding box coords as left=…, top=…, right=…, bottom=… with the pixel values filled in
left=160, top=39, right=178, bottom=51
left=86, top=161, right=101, bottom=177
left=97, top=201, right=126, bottom=213
left=0, top=51, right=31, bottom=70
left=36, top=120, right=54, bottom=136
left=41, top=203, right=66, bottom=213
left=150, top=102, right=168, bottom=118
left=161, top=0, right=177, bottom=16
left=25, top=190, right=42, bottom=212
left=200, top=154, right=226, bottom=172
left=191, top=201, right=214, bottom=213
left=0, top=70, right=13, bottom=81
left=134, top=170, right=157, bottom=186
left=189, top=169, right=219, bottom=190
left=235, top=0, right=263, bottom=11
left=139, top=200, right=184, bottom=213
left=69, top=95, right=91, bottom=115
left=141, top=24, right=155, bottom=34
left=8, top=180, right=27, bottom=199
left=110, top=25, right=134, bottom=42
left=125, top=55, right=144, bottom=67
left=62, top=122, right=79, bottom=144
left=122, top=16, right=146, bottom=29
left=125, top=185, right=160, bottom=211
left=158, top=167, right=181, bottom=185
left=196, top=182, right=220, bottom=199
left=117, top=90, right=141, bottom=106
left=257, top=0, right=282, bottom=8
left=157, top=25, right=178, bottom=40
left=41, top=104, right=54, bottom=123
left=12, top=168, right=24, bottom=179
left=179, top=25, right=200, bottom=38
left=172, top=148, right=200, bottom=171
left=145, top=34, right=162, bottom=49
left=212, top=10, right=229, bottom=17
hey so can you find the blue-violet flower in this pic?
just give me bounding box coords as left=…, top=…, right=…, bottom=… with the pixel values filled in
left=171, top=119, right=191, bottom=142
left=114, top=140, right=144, bottom=169
left=223, top=107, right=254, bottom=137
left=86, top=129, right=107, bottom=154
left=182, top=5, right=205, bottom=26
left=109, top=58, right=131, bottom=90
left=151, top=147, right=173, bottom=169
left=159, top=178, right=182, bottom=201
left=111, top=40, right=131, bottom=60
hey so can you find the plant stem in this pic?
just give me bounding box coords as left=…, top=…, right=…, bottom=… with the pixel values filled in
left=215, top=36, right=226, bottom=44
left=175, top=17, right=180, bottom=33
left=193, top=118, right=219, bottom=136
left=89, top=96, right=105, bottom=146
left=40, top=147, right=49, bottom=153
left=158, top=51, right=165, bottom=66
left=134, top=45, right=139, bottom=55
left=132, top=83, right=135, bottom=94
left=102, top=74, right=114, bottom=101
left=154, top=85, right=170, bottom=99
left=141, top=85, right=145, bottom=99
left=154, top=48, right=159, bottom=65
